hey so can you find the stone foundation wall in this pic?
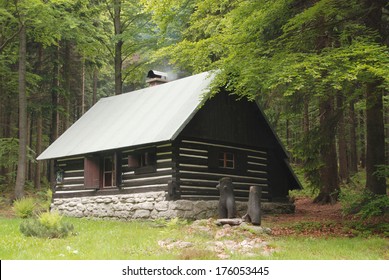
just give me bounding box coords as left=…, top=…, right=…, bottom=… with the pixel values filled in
left=51, top=191, right=294, bottom=220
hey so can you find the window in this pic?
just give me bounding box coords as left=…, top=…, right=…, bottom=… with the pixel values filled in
left=139, top=152, right=155, bottom=167
left=219, top=152, right=235, bottom=169
left=209, top=147, right=247, bottom=172
left=103, top=156, right=115, bottom=187
left=56, top=169, right=64, bottom=184
left=128, top=149, right=157, bottom=174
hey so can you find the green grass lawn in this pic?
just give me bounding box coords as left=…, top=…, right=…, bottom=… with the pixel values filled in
left=0, top=217, right=177, bottom=259
left=1, top=216, right=388, bottom=260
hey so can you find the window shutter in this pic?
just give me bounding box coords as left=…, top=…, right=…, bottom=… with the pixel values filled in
left=145, top=151, right=156, bottom=166
left=128, top=154, right=140, bottom=169
left=84, top=156, right=100, bottom=189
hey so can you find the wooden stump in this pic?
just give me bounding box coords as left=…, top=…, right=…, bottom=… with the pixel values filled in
left=243, top=186, right=262, bottom=225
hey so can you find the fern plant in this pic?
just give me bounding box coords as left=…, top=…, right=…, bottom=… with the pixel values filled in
left=13, top=197, right=36, bottom=218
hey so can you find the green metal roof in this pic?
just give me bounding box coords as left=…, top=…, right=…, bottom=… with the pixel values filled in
left=37, top=72, right=214, bottom=160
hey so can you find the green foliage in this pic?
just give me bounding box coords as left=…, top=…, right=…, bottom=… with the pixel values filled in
left=0, top=138, right=19, bottom=170
left=154, top=217, right=189, bottom=231
left=289, top=187, right=319, bottom=200
left=12, top=197, right=36, bottom=219
left=19, top=211, right=75, bottom=239
left=0, top=138, right=36, bottom=187
left=340, top=187, right=389, bottom=220
left=10, top=186, right=52, bottom=218
left=288, top=164, right=319, bottom=199
left=165, top=217, right=189, bottom=228
left=146, top=0, right=389, bottom=198
left=343, top=220, right=389, bottom=238
left=36, top=188, right=53, bottom=212
left=374, top=165, right=389, bottom=179
left=19, top=218, right=75, bottom=239
left=38, top=211, right=62, bottom=229
left=292, top=127, right=323, bottom=189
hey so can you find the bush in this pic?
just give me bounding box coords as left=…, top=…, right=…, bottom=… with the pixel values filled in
left=38, top=211, right=62, bottom=229
left=36, top=188, right=53, bottom=212
left=13, top=197, right=36, bottom=218
left=20, top=211, right=75, bottom=239
left=340, top=188, right=389, bottom=220
left=289, top=186, right=319, bottom=200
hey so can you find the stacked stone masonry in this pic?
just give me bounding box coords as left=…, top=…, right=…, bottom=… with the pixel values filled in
left=51, top=191, right=294, bottom=220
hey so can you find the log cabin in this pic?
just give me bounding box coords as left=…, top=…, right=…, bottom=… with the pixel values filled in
left=37, top=71, right=301, bottom=219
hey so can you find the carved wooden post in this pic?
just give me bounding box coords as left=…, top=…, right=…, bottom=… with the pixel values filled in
left=216, top=177, right=237, bottom=219
left=243, top=186, right=262, bottom=225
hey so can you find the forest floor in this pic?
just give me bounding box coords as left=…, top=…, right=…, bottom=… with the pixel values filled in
left=264, top=197, right=388, bottom=237
left=264, top=198, right=341, bottom=236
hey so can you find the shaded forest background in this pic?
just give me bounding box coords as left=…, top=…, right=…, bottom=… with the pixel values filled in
left=0, top=0, right=388, bottom=205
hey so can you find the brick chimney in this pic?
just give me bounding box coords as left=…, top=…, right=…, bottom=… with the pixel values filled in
left=146, top=70, right=168, bottom=86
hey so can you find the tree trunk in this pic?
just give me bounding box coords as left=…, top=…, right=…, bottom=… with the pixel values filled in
left=365, top=81, right=387, bottom=194
left=63, top=41, right=71, bottom=130
left=348, top=100, right=358, bottom=175
left=314, top=97, right=339, bottom=204
left=93, top=66, right=98, bottom=105
left=32, top=43, right=44, bottom=190
left=303, top=97, right=310, bottom=134
left=14, top=24, right=27, bottom=200
left=27, top=112, right=32, bottom=181
left=312, top=15, right=339, bottom=203
left=286, top=118, right=290, bottom=147
left=34, top=111, right=42, bottom=189
left=359, top=110, right=366, bottom=168
left=385, top=92, right=389, bottom=165
left=337, top=94, right=349, bottom=182
left=49, top=45, right=60, bottom=188
left=114, top=0, right=123, bottom=95
left=81, top=59, right=85, bottom=115
left=363, top=0, right=387, bottom=195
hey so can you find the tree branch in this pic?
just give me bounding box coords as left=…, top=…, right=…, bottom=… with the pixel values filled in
left=103, top=0, right=114, bottom=21
left=122, top=61, right=145, bottom=81
left=0, top=26, right=22, bottom=53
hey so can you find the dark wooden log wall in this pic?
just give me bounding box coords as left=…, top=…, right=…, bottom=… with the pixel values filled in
left=120, top=143, right=174, bottom=191
left=56, top=157, right=85, bottom=190
left=54, top=140, right=270, bottom=202
left=54, top=143, right=174, bottom=198
left=55, top=157, right=95, bottom=197
left=175, top=138, right=270, bottom=201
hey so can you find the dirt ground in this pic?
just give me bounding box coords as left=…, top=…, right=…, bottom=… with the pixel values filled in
left=264, top=197, right=389, bottom=237
left=263, top=197, right=345, bottom=236
left=265, top=197, right=344, bottom=224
